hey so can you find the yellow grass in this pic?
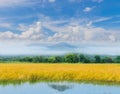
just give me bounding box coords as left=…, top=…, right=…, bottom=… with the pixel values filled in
left=0, top=63, right=120, bottom=83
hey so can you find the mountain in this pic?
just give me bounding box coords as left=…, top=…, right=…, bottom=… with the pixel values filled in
left=47, top=42, right=77, bottom=50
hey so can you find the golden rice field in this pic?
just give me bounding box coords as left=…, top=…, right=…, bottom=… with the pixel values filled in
left=0, top=63, right=120, bottom=83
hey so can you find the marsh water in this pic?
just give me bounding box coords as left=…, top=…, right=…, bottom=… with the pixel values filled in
left=0, top=82, right=120, bottom=94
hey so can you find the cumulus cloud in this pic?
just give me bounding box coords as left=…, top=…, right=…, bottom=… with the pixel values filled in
left=20, top=22, right=43, bottom=40
left=0, top=31, right=18, bottom=41
left=0, top=22, right=45, bottom=41
left=0, top=17, right=119, bottom=44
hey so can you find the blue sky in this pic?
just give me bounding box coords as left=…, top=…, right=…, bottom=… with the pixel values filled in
left=0, top=0, right=120, bottom=55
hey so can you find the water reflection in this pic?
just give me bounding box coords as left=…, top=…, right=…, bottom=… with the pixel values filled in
left=0, top=82, right=119, bottom=94
left=48, top=82, right=73, bottom=92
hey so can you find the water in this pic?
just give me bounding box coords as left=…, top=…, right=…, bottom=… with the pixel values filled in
left=0, top=82, right=120, bottom=94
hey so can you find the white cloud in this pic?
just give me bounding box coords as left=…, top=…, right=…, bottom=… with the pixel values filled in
left=86, top=21, right=93, bottom=26
left=83, top=7, right=93, bottom=12
left=0, top=0, right=104, bottom=8
left=109, top=34, right=116, bottom=42
left=0, top=0, right=28, bottom=7
left=0, top=23, right=12, bottom=28
left=0, top=17, right=119, bottom=44
left=94, top=17, right=112, bottom=23
left=18, top=24, right=28, bottom=31
left=68, top=0, right=103, bottom=3
left=0, top=31, right=18, bottom=40
left=0, top=16, right=120, bottom=56
left=0, top=0, right=56, bottom=7
left=86, top=17, right=112, bottom=26
left=0, top=22, right=46, bottom=41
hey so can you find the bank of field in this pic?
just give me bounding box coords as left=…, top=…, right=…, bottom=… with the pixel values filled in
left=0, top=63, right=120, bottom=83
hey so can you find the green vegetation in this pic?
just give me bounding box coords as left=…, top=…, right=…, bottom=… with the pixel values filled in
left=0, top=53, right=120, bottom=63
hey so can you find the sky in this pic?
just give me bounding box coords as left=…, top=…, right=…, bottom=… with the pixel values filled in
left=0, top=0, right=120, bottom=55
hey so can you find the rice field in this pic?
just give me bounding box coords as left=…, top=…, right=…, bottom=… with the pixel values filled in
left=0, top=63, right=120, bottom=83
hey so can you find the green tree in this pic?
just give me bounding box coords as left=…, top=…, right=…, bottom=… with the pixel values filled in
left=55, top=56, right=63, bottom=63
left=114, top=56, right=120, bottom=63
left=32, top=56, right=43, bottom=63
left=83, top=57, right=91, bottom=63
left=94, top=55, right=101, bottom=63
left=79, top=54, right=85, bottom=62
left=64, top=54, right=79, bottom=63
left=48, top=56, right=57, bottom=63
left=23, top=56, right=33, bottom=62
left=102, top=57, right=113, bottom=63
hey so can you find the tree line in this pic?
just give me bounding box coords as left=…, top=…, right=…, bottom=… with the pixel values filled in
left=0, top=53, right=120, bottom=63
